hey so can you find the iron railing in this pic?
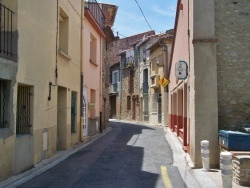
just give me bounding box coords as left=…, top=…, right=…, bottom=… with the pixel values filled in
left=142, top=82, right=149, bottom=94
left=0, top=3, right=16, bottom=60
left=85, top=0, right=106, bottom=30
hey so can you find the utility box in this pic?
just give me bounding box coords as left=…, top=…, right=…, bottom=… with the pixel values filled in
left=219, top=130, right=250, bottom=151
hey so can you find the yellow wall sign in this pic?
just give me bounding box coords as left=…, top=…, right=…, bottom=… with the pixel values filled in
left=158, top=77, right=170, bottom=87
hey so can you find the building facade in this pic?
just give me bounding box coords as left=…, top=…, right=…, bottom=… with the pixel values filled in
left=82, top=0, right=106, bottom=137
left=169, top=0, right=250, bottom=168
left=136, top=35, right=160, bottom=123
left=108, top=31, right=155, bottom=120
left=100, top=3, right=118, bottom=130
left=0, top=0, right=119, bottom=182
left=0, top=0, right=83, bottom=181
left=147, top=33, right=173, bottom=126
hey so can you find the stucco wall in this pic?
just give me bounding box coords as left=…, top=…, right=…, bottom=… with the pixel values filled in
left=15, top=0, right=58, bottom=171
left=215, top=0, right=250, bottom=129
left=170, top=0, right=219, bottom=167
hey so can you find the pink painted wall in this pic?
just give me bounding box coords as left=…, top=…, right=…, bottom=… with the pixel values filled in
left=169, top=0, right=189, bottom=117
left=168, top=0, right=189, bottom=147
left=83, top=18, right=103, bottom=117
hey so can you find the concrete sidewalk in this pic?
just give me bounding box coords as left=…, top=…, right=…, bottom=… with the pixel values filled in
left=163, top=125, right=247, bottom=188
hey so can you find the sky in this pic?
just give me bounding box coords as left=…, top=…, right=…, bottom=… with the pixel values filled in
left=101, top=0, right=177, bottom=38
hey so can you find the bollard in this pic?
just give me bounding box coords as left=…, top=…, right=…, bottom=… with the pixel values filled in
left=220, top=151, right=233, bottom=188
left=201, top=140, right=210, bottom=171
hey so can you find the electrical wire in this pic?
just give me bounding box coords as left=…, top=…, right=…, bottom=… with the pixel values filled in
left=134, top=0, right=153, bottom=30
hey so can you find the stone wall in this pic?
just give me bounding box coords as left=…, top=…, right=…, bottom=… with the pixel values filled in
left=233, top=155, right=250, bottom=186
left=102, top=40, right=110, bottom=130
left=215, top=0, right=250, bottom=130
left=107, top=31, right=155, bottom=67
left=120, top=65, right=140, bottom=121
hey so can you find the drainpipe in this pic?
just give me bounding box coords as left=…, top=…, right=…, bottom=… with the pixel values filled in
left=99, top=36, right=102, bottom=132
left=55, top=0, right=59, bottom=84
left=159, top=43, right=168, bottom=81
left=119, top=57, right=122, bottom=120
left=80, top=0, right=84, bottom=141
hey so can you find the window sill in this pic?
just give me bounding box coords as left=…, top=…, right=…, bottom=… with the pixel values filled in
left=59, top=50, right=71, bottom=60
left=89, top=59, right=98, bottom=67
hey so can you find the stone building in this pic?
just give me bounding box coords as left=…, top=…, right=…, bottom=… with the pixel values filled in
left=108, top=31, right=155, bottom=120
left=168, top=0, right=250, bottom=168
left=118, top=48, right=140, bottom=121
left=100, top=3, right=118, bottom=130
left=136, top=34, right=162, bottom=123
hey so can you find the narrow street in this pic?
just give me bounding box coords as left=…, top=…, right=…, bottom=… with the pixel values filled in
left=18, top=122, right=187, bottom=188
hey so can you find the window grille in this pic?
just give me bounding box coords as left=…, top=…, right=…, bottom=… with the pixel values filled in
left=0, top=80, right=7, bottom=128
left=71, top=92, right=77, bottom=133
left=16, top=85, right=32, bottom=135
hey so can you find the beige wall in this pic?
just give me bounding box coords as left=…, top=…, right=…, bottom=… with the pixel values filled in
left=15, top=0, right=58, bottom=170
left=148, top=38, right=172, bottom=127
left=57, top=0, right=82, bottom=148
left=0, top=0, right=83, bottom=181
left=190, top=0, right=219, bottom=168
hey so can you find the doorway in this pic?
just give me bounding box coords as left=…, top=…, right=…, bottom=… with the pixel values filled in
left=57, top=86, right=67, bottom=150
left=110, top=95, right=116, bottom=119
left=82, top=88, right=88, bottom=137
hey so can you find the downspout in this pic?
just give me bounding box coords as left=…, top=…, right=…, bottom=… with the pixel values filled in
left=55, top=0, right=59, bottom=84
left=99, top=36, right=103, bottom=133
left=119, top=57, right=122, bottom=120
left=98, top=33, right=103, bottom=133
left=80, top=0, right=84, bottom=141
left=161, top=43, right=168, bottom=92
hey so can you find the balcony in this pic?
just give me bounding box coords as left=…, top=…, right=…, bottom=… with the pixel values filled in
left=0, top=3, right=17, bottom=61
left=109, top=82, right=120, bottom=93
left=85, top=0, right=106, bottom=31
left=142, top=82, right=149, bottom=94
left=150, top=74, right=160, bottom=89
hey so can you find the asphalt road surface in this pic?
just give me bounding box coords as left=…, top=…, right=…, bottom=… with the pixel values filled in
left=18, top=121, right=187, bottom=188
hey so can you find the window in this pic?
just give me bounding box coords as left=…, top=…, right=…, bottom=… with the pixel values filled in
left=16, top=85, right=33, bottom=135
left=71, top=92, right=77, bottom=133
left=111, top=70, right=119, bottom=92
left=128, top=69, right=134, bottom=93
left=90, top=33, right=97, bottom=65
left=142, top=69, right=149, bottom=94
left=0, top=80, right=10, bottom=128
left=127, top=96, right=131, bottom=110
left=59, top=8, right=69, bottom=55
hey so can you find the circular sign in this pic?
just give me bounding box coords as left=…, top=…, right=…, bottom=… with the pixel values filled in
left=175, top=60, right=188, bottom=79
